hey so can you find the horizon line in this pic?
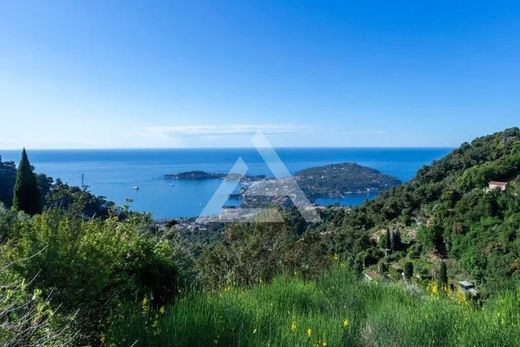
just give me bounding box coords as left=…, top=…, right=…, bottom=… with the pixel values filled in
left=0, top=146, right=456, bottom=152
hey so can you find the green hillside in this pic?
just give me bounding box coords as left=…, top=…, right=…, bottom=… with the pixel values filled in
left=321, top=127, right=520, bottom=294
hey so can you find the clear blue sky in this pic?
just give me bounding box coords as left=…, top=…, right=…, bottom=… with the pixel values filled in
left=0, top=0, right=519, bottom=148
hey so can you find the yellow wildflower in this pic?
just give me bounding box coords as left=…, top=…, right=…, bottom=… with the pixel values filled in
left=427, top=281, right=440, bottom=297
left=159, top=306, right=166, bottom=314
left=291, top=321, right=298, bottom=332
left=343, top=319, right=350, bottom=329
left=323, top=341, right=328, bottom=346
left=455, top=290, right=467, bottom=305
left=307, top=328, right=312, bottom=337
left=253, top=328, right=257, bottom=335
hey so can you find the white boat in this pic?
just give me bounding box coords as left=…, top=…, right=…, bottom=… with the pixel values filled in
left=132, top=186, right=140, bottom=191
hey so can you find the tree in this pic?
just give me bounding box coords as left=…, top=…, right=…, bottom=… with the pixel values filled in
left=379, top=261, right=389, bottom=274
left=404, top=261, right=414, bottom=281
left=438, top=262, right=448, bottom=288
left=0, top=156, right=17, bottom=207
left=391, top=231, right=402, bottom=252
left=385, top=230, right=391, bottom=251
left=12, top=149, right=42, bottom=215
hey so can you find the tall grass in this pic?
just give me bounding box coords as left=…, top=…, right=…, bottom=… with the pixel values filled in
left=106, top=264, right=520, bottom=346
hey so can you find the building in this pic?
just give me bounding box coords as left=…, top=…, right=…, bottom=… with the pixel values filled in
left=458, top=280, right=474, bottom=291
left=458, top=280, right=480, bottom=299
left=488, top=181, right=508, bottom=192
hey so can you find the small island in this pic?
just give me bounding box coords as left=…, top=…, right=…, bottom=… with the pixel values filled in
left=165, top=171, right=226, bottom=180
left=164, top=171, right=266, bottom=181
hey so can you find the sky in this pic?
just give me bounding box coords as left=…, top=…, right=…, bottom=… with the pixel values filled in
left=0, top=0, right=519, bottom=149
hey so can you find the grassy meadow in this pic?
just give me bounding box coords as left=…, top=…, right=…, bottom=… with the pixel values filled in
left=106, top=264, right=520, bottom=347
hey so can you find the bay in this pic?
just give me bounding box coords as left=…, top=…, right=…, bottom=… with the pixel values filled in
left=0, top=148, right=451, bottom=219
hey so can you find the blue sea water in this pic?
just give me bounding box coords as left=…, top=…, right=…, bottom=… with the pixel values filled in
left=0, top=148, right=451, bottom=219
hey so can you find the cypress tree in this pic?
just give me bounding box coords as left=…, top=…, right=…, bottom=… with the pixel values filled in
left=391, top=231, right=401, bottom=252
left=385, top=230, right=392, bottom=251
left=404, top=261, right=414, bottom=281
left=12, top=148, right=42, bottom=215
left=438, top=262, right=448, bottom=288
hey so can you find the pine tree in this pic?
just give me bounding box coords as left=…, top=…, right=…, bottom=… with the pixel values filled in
left=12, top=148, right=42, bottom=215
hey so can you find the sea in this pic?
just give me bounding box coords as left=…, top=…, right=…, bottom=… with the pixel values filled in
left=0, top=148, right=451, bottom=219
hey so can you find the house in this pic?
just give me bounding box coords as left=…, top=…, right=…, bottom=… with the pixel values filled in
left=488, top=181, right=508, bottom=192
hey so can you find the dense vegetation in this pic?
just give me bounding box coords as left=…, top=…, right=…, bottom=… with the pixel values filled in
left=1, top=128, right=519, bottom=346
left=0, top=156, right=16, bottom=207
left=318, top=127, right=520, bottom=295
left=0, top=153, right=52, bottom=211
left=296, top=162, right=401, bottom=198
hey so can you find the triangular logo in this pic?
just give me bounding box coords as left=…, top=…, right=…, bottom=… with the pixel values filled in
left=197, top=131, right=321, bottom=223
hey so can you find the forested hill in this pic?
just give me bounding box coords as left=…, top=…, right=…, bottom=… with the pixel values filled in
left=323, top=127, right=520, bottom=294
left=295, top=162, right=401, bottom=199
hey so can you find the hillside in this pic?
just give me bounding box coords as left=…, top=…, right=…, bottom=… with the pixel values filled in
left=295, top=162, right=401, bottom=199
left=321, top=127, right=520, bottom=294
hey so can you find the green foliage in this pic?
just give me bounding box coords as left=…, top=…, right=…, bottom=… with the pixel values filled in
left=0, top=156, right=16, bottom=208
left=2, top=209, right=178, bottom=344
left=12, top=149, right=42, bottom=215
left=0, top=206, right=20, bottom=244
left=0, top=253, right=75, bottom=346
left=46, top=179, right=115, bottom=218
left=323, top=128, right=520, bottom=293
left=198, top=216, right=329, bottom=289
left=105, top=264, right=520, bottom=346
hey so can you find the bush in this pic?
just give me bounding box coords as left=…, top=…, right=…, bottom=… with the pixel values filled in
left=4, top=209, right=178, bottom=344
left=0, top=255, right=75, bottom=345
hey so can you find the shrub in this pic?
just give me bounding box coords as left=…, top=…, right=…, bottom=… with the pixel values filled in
left=4, top=209, right=177, bottom=344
